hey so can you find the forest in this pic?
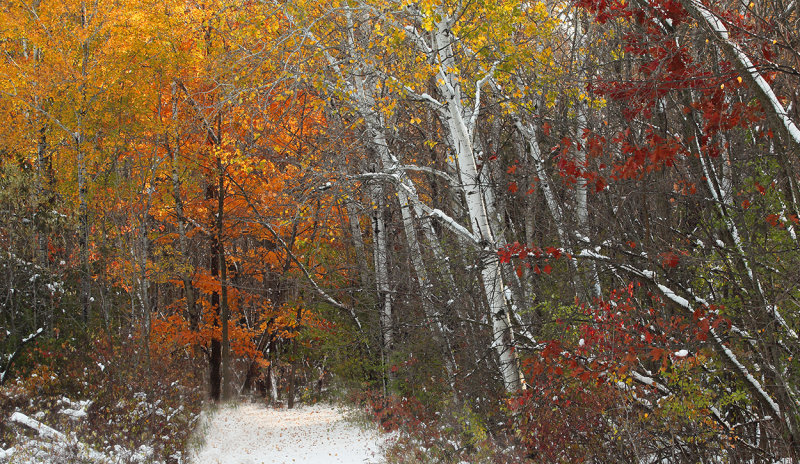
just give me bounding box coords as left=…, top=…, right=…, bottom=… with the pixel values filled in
left=0, top=0, right=799, bottom=462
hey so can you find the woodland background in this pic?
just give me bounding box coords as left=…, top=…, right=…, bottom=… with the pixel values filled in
left=1, top=0, right=799, bottom=462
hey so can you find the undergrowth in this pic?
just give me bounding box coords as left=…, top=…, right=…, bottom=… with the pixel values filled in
left=347, top=390, right=529, bottom=464
left=0, top=332, right=204, bottom=463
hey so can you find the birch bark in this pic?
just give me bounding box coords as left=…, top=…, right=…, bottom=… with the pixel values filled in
left=367, top=179, right=393, bottom=383
left=422, top=18, right=523, bottom=392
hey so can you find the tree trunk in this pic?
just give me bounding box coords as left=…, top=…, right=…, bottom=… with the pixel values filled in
left=77, top=0, right=91, bottom=325
left=35, top=118, right=54, bottom=332
left=137, top=184, right=153, bottom=367
left=429, top=21, right=523, bottom=392
left=217, top=159, right=232, bottom=401
left=368, top=180, right=393, bottom=388
left=169, top=82, right=198, bottom=330
left=77, top=133, right=90, bottom=324
left=207, top=179, right=222, bottom=402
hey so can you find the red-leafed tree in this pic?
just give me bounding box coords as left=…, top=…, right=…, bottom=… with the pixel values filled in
left=494, top=0, right=800, bottom=459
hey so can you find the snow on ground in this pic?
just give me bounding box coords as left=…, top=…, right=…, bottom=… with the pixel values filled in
left=190, top=403, right=386, bottom=464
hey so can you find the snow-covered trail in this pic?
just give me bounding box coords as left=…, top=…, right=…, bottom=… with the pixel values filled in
left=190, top=403, right=386, bottom=464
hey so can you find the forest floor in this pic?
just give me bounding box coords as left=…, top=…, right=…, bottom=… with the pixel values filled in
left=189, top=402, right=388, bottom=464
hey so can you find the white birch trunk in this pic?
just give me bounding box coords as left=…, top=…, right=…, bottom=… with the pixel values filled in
left=427, top=19, right=523, bottom=392
left=573, top=100, right=603, bottom=299
left=368, top=180, right=393, bottom=362
left=572, top=17, right=603, bottom=300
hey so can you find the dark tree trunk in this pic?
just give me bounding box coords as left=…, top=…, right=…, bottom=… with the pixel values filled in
left=241, top=360, right=258, bottom=395
left=209, top=338, right=221, bottom=402
left=207, top=183, right=222, bottom=402
left=287, top=360, right=296, bottom=409
left=217, top=160, right=231, bottom=400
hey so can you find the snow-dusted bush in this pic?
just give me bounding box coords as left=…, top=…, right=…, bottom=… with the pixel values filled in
left=0, top=334, right=204, bottom=464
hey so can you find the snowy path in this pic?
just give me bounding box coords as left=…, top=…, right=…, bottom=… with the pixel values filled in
left=190, top=403, right=386, bottom=464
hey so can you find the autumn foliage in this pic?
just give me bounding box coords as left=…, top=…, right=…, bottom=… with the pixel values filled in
left=2, top=0, right=800, bottom=461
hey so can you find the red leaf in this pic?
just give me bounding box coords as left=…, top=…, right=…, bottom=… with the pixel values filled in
left=546, top=247, right=562, bottom=259
left=766, top=214, right=781, bottom=227
left=659, top=252, right=679, bottom=268
left=595, top=177, right=607, bottom=192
